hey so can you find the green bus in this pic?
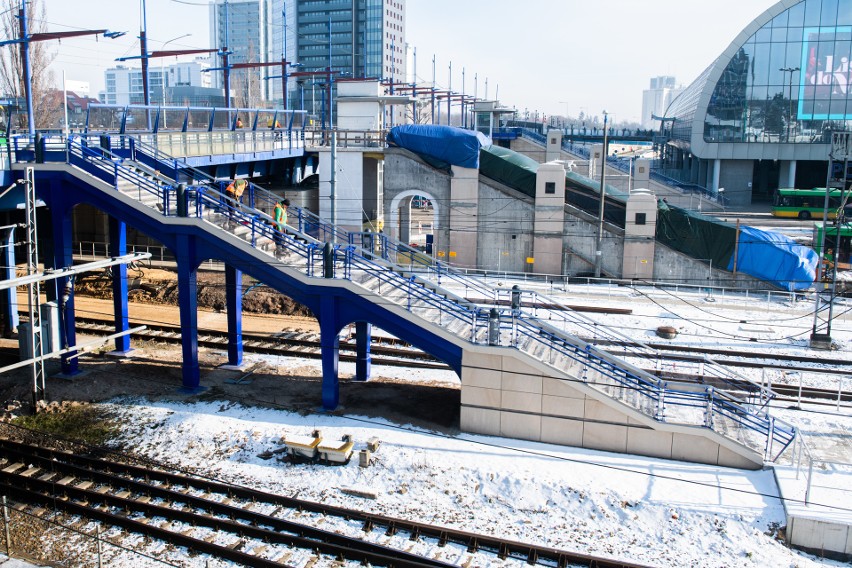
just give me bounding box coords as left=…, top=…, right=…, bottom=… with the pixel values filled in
left=813, top=222, right=852, bottom=262
left=771, top=188, right=846, bottom=220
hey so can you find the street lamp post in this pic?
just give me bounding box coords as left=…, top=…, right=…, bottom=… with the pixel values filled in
left=593, top=111, right=609, bottom=278
left=780, top=66, right=799, bottom=142
left=160, top=33, right=192, bottom=113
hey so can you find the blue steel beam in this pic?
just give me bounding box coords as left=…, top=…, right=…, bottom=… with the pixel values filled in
left=32, top=168, right=464, bottom=404
left=225, top=265, right=243, bottom=367
left=109, top=217, right=132, bottom=355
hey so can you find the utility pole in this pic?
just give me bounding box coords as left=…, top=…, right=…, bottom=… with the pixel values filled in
left=811, top=131, right=852, bottom=349
left=593, top=111, right=609, bottom=278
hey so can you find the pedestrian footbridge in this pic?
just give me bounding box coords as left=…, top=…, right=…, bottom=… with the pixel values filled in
left=6, top=130, right=797, bottom=470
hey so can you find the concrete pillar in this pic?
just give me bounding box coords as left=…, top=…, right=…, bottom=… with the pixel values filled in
left=449, top=164, right=479, bottom=268
left=355, top=321, right=371, bottom=382
left=545, top=129, right=563, bottom=162
left=0, top=227, right=18, bottom=337
left=51, top=206, right=78, bottom=376
left=533, top=161, right=566, bottom=275
left=622, top=188, right=658, bottom=279
left=175, top=235, right=201, bottom=392
left=590, top=144, right=604, bottom=178
left=318, top=149, right=365, bottom=233
left=319, top=294, right=340, bottom=410
left=108, top=217, right=132, bottom=355
left=710, top=159, right=721, bottom=192
left=633, top=159, right=651, bottom=189
left=784, top=160, right=797, bottom=188
left=399, top=200, right=411, bottom=244
left=225, top=265, right=243, bottom=368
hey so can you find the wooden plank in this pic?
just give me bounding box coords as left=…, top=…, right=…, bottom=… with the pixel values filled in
left=2, top=463, right=24, bottom=474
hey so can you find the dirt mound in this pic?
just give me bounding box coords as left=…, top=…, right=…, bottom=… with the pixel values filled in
left=75, top=267, right=313, bottom=318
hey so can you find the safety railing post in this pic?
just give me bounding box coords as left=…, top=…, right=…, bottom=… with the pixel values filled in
left=2, top=495, right=10, bottom=554
left=655, top=382, right=667, bottom=420
left=805, top=458, right=814, bottom=506
left=705, top=387, right=715, bottom=429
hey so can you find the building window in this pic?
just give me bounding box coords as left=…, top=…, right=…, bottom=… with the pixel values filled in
left=545, top=182, right=556, bottom=194
left=635, top=212, right=647, bottom=225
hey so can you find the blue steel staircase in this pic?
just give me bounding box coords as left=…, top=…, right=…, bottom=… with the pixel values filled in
left=13, top=133, right=797, bottom=464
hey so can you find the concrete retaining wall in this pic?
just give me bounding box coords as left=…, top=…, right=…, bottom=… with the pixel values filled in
left=459, top=347, right=762, bottom=469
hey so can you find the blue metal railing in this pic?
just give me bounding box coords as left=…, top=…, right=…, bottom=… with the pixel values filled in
left=10, top=133, right=797, bottom=462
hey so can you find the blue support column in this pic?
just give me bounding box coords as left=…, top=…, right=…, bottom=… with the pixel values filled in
left=319, top=294, right=340, bottom=410
left=108, top=217, right=132, bottom=355
left=224, top=265, right=244, bottom=367
left=354, top=321, right=371, bottom=382
left=175, top=235, right=202, bottom=392
left=0, top=227, right=18, bottom=337
left=52, top=207, right=79, bottom=376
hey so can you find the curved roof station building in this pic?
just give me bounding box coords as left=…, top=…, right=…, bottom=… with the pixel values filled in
left=662, top=0, right=852, bottom=205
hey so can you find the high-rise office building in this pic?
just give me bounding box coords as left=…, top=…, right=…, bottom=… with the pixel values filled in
left=269, top=0, right=405, bottom=117
left=641, top=75, right=681, bottom=131
left=210, top=0, right=271, bottom=106
left=208, top=0, right=406, bottom=117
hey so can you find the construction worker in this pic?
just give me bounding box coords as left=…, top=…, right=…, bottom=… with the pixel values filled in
left=236, top=117, right=244, bottom=129
left=273, top=199, right=289, bottom=231
left=224, top=179, right=248, bottom=226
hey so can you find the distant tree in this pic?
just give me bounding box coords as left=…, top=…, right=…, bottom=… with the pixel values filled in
left=0, top=0, right=61, bottom=129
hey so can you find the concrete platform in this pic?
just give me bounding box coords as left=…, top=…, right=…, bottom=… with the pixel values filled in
left=773, top=462, right=852, bottom=561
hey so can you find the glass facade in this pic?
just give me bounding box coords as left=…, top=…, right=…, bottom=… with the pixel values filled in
left=693, top=0, right=852, bottom=144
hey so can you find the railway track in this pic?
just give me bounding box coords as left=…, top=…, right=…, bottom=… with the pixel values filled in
left=74, top=316, right=448, bottom=370
left=0, top=436, right=648, bottom=568
left=71, top=316, right=852, bottom=406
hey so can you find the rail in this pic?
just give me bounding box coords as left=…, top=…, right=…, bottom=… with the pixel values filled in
left=10, top=133, right=798, bottom=462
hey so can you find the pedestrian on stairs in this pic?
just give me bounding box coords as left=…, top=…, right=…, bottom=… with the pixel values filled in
left=273, top=198, right=290, bottom=231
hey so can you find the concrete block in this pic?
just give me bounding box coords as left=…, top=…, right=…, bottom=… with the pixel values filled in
left=541, top=416, right=583, bottom=446
left=463, top=351, right=503, bottom=372
left=463, top=366, right=502, bottom=389
left=502, top=371, right=542, bottom=394
left=625, top=427, right=673, bottom=460
left=501, top=390, right=542, bottom=413
left=584, top=399, right=630, bottom=424
left=460, top=406, right=501, bottom=436
left=671, top=432, right=721, bottom=465
left=542, top=377, right=584, bottom=399
left=846, top=524, right=852, bottom=556
left=500, top=411, right=542, bottom=441
left=788, top=517, right=822, bottom=551
left=818, top=521, right=850, bottom=554
left=717, top=445, right=761, bottom=470
left=460, top=385, right=501, bottom=408
left=503, top=357, right=536, bottom=376
left=582, top=422, right=628, bottom=454
left=542, top=395, right=585, bottom=418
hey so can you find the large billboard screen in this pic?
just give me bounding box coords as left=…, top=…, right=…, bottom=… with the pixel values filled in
left=799, top=26, right=852, bottom=120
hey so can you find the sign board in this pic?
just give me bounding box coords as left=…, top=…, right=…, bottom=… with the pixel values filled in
left=800, top=26, right=852, bottom=121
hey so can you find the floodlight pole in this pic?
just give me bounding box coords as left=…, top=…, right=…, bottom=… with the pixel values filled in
left=140, top=0, right=150, bottom=107
left=19, top=4, right=34, bottom=135
left=780, top=66, right=799, bottom=143
left=593, top=111, right=609, bottom=278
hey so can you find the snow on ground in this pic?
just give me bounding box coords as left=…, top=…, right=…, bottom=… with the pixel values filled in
left=50, top=281, right=851, bottom=566
left=97, top=377, right=846, bottom=568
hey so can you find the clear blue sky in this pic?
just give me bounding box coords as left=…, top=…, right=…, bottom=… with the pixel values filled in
left=37, top=0, right=779, bottom=123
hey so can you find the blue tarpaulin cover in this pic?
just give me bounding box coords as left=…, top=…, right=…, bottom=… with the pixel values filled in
left=730, top=225, right=818, bottom=291
left=387, top=125, right=489, bottom=169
